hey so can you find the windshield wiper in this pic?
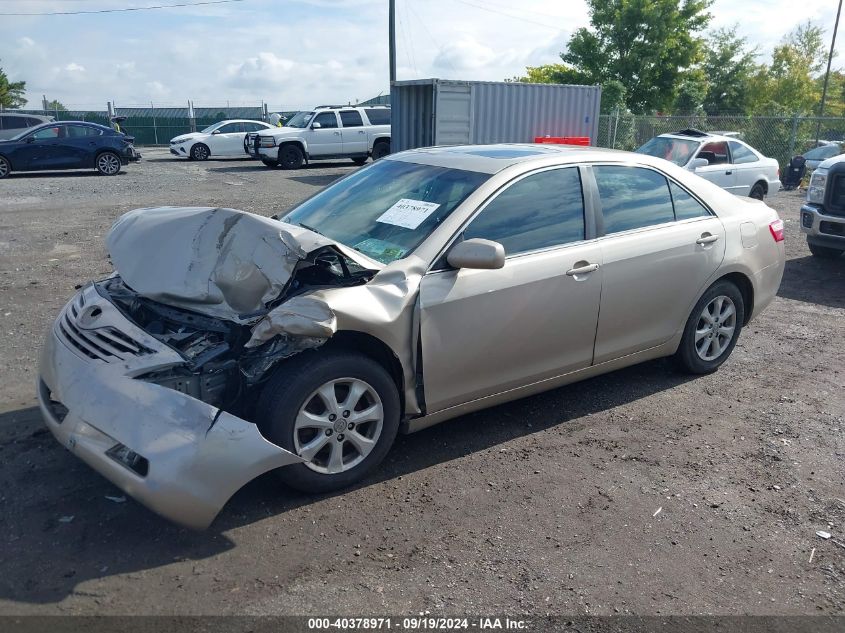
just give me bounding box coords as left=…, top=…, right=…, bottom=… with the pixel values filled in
left=297, top=222, right=323, bottom=236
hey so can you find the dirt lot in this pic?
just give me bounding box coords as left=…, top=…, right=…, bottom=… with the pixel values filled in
left=0, top=149, right=842, bottom=616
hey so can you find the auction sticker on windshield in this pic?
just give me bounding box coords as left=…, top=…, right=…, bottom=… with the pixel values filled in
left=377, top=199, right=441, bottom=230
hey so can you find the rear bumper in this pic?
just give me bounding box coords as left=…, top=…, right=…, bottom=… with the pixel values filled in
left=800, top=204, right=845, bottom=247
left=37, top=285, right=305, bottom=529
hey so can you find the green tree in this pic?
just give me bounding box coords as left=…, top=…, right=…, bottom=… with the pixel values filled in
left=700, top=26, right=757, bottom=115
left=0, top=62, right=27, bottom=108
left=45, top=99, right=67, bottom=111
left=673, top=70, right=708, bottom=114
left=560, top=0, right=713, bottom=113
left=748, top=21, right=827, bottom=115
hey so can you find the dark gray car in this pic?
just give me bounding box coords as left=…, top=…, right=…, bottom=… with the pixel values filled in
left=0, top=113, right=55, bottom=140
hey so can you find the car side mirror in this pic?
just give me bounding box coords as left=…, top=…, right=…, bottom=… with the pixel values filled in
left=689, top=157, right=709, bottom=170
left=447, top=238, right=506, bottom=270
left=211, top=130, right=221, bottom=135
left=311, top=122, right=322, bottom=129
left=26, top=136, right=35, bottom=143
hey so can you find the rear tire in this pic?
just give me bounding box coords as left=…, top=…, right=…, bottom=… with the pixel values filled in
left=190, top=143, right=210, bottom=161
left=749, top=182, right=766, bottom=200
left=808, top=243, right=844, bottom=259
left=352, top=156, right=368, bottom=166
left=0, top=156, right=10, bottom=179
left=278, top=144, right=305, bottom=170
left=256, top=350, right=400, bottom=493
left=674, top=280, right=745, bottom=374
left=371, top=140, right=390, bottom=161
left=95, top=151, right=121, bottom=176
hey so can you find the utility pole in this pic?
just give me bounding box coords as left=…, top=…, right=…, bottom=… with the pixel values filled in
left=388, top=0, right=396, bottom=84
left=816, top=0, right=842, bottom=144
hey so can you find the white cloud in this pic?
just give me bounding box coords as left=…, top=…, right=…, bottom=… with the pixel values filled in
left=0, top=0, right=841, bottom=110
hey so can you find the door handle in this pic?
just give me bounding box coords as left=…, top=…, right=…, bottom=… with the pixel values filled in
left=696, top=234, right=720, bottom=245
left=358, top=130, right=366, bottom=134
left=566, top=263, right=600, bottom=276
left=333, top=131, right=341, bottom=136
left=725, top=170, right=732, bottom=175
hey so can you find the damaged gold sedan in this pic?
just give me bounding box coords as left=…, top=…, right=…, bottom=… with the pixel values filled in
left=38, top=145, right=785, bottom=528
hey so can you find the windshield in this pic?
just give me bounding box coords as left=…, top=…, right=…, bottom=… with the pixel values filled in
left=284, top=112, right=314, bottom=128
left=281, top=159, right=491, bottom=264
left=199, top=123, right=220, bottom=134
left=636, top=137, right=700, bottom=166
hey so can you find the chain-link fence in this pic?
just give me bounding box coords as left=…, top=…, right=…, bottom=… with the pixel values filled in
left=597, top=112, right=845, bottom=167
left=3, top=104, right=300, bottom=145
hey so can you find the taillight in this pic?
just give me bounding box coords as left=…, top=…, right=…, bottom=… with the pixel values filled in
left=769, top=219, right=784, bottom=242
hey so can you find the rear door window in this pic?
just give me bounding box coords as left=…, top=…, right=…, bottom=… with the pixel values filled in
left=66, top=125, right=102, bottom=138
left=339, top=110, right=364, bottom=127
left=594, top=166, right=675, bottom=234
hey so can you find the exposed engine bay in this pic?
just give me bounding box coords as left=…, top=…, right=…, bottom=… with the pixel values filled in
left=97, top=244, right=376, bottom=413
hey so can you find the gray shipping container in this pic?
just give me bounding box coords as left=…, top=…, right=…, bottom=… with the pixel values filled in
left=390, top=78, right=601, bottom=153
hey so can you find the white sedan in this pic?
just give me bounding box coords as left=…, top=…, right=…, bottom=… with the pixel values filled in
left=169, top=120, right=274, bottom=160
left=636, top=129, right=781, bottom=199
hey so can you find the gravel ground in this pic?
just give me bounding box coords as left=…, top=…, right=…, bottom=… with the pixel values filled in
left=0, top=149, right=842, bottom=616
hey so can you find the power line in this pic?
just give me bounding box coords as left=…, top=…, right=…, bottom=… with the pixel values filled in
left=0, top=0, right=247, bottom=17
left=406, top=1, right=457, bottom=74
left=451, top=0, right=563, bottom=31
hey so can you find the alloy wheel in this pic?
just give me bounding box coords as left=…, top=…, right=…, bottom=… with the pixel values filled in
left=293, top=377, right=384, bottom=474
left=0, top=158, right=9, bottom=178
left=695, top=295, right=737, bottom=361
left=97, top=153, right=120, bottom=175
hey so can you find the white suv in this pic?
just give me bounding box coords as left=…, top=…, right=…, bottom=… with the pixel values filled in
left=247, top=106, right=391, bottom=169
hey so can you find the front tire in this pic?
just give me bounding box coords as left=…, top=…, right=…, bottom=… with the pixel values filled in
left=256, top=350, right=400, bottom=493
left=278, top=144, right=305, bottom=170
left=0, top=156, right=10, bottom=179
left=749, top=182, right=766, bottom=200
left=190, top=143, right=210, bottom=161
left=808, top=243, right=844, bottom=259
left=95, top=152, right=121, bottom=176
left=261, top=158, right=278, bottom=168
left=674, top=280, right=745, bottom=374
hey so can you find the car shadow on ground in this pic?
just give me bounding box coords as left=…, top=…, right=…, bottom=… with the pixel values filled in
left=6, top=171, right=122, bottom=179
left=0, top=358, right=694, bottom=605
left=777, top=254, right=845, bottom=309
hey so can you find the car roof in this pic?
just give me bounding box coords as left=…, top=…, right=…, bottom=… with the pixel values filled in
left=658, top=130, right=737, bottom=144
left=388, top=143, right=642, bottom=174
left=1, top=112, right=51, bottom=118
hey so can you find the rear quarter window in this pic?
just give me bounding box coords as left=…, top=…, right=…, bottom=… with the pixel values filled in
left=364, top=108, right=390, bottom=125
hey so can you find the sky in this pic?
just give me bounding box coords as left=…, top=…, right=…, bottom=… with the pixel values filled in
left=0, top=0, right=842, bottom=112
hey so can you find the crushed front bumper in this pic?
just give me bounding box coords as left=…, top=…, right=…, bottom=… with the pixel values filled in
left=37, top=284, right=304, bottom=529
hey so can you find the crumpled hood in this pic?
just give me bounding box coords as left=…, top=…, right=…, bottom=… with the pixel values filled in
left=106, top=206, right=379, bottom=320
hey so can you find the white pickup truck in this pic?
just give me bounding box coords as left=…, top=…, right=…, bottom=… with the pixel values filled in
left=247, top=105, right=391, bottom=169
